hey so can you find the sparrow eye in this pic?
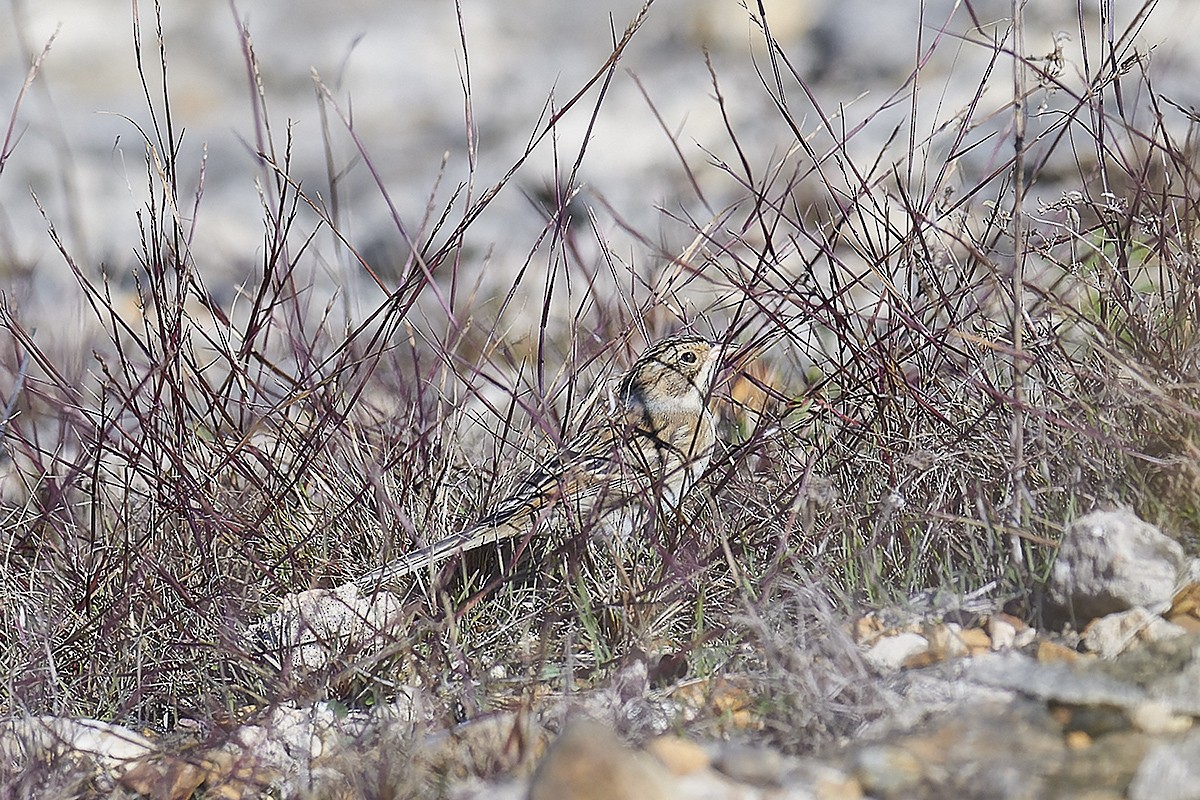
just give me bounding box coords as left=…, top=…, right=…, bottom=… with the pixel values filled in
left=680, top=351, right=698, bottom=364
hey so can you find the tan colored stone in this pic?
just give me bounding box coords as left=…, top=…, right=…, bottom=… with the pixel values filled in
left=958, top=626, right=992, bottom=653
left=1168, top=582, right=1200, bottom=617
left=925, top=623, right=970, bottom=660
left=901, top=650, right=942, bottom=669
left=816, top=772, right=866, bottom=800
left=671, top=677, right=761, bottom=732
left=1167, top=613, right=1200, bottom=633
left=644, top=736, right=710, bottom=776
left=118, top=748, right=277, bottom=800
left=117, top=755, right=207, bottom=800
left=1166, top=582, right=1200, bottom=634
left=528, top=720, right=673, bottom=800
left=853, top=614, right=884, bottom=644
left=1036, top=640, right=1081, bottom=664
left=201, top=749, right=280, bottom=800
left=1065, top=730, right=1092, bottom=750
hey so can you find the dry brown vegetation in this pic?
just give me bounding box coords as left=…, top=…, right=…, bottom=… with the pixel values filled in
left=2, top=0, right=1199, bottom=795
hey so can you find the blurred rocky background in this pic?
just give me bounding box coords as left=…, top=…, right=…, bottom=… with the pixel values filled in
left=2, top=0, right=1198, bottom=325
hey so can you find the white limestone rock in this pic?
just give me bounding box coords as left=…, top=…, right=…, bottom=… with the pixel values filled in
left=1048, top=508, right=1185, bottom=624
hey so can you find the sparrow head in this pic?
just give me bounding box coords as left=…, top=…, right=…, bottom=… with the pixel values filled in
left=620, top=335, right=725, bottom=417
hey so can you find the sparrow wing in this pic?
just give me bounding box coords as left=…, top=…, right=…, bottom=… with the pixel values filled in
left=356, top=421, right=626, bottom=588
